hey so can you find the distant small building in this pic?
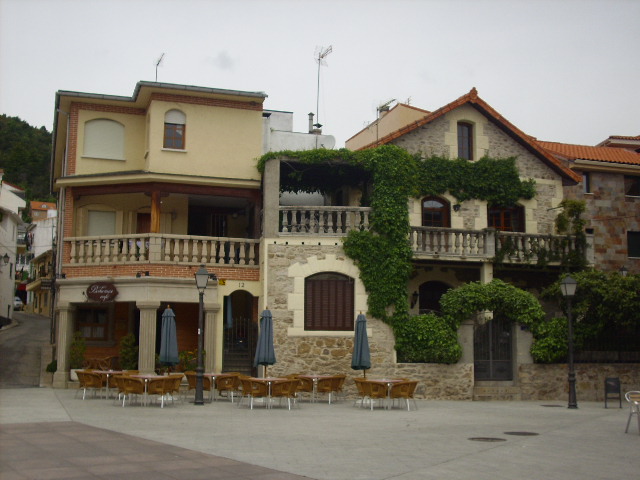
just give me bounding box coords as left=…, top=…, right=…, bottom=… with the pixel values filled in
left=29, top=201, right=57, bottom=222
left=0, top=170, right=26, bottom=317
left=538, top=140, right=640, bottom=273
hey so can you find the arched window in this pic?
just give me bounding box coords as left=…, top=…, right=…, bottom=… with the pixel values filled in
left=83, top=119, right=124, bottom=160
left=457, top=121, right=473, bottom=160
left=304, top=272, right=354, bottom=331
left=163, top=109, right=186, bottom=149
left=422, top=196, right=451, bottom=227
left=488, top=205, right=525, bottom=232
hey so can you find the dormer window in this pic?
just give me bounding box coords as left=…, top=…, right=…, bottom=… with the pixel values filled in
left=457, top=122, right=473, bottom=160
left=163, top=110, right=186, bottom=149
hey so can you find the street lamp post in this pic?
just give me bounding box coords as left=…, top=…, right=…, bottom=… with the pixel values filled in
left=560, top=275, right=578, bottom=409
left=194, top=264, right=210, bottom=405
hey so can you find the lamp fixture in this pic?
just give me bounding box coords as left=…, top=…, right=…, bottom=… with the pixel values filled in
left=559, top=275, right=578, bottom=298
left=136, top=271, right=150, bottom=278
left=619, top=266, right=628, bottom=277
left=2, top=253, right=9, bottom=265
left=410, top=291, right=419, bottom=308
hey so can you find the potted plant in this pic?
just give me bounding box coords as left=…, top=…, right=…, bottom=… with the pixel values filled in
left=45, top=359, right=57, bottom=385
left=119, top=333, right=138, bottom=371
left=69, top=331, right=86, bottom=381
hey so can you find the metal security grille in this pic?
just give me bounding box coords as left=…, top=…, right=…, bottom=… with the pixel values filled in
left=474, top=316, right=513, bottom=381
left=223, top=316, right=257, bottom=375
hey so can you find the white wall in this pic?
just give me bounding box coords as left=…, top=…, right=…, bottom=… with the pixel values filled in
left=0, top=174, right=26, bottom=318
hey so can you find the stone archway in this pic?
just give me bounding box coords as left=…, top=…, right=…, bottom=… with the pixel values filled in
left=441, top=279, right=545, bottom=382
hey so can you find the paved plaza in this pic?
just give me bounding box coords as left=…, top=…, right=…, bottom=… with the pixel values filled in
left=0, top=386, right=638, bottom=479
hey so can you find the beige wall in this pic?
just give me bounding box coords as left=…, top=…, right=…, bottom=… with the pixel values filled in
left=346, top=104, right=429, bottom=151
left=73, top=193, right=188, bottom=236
left=75, top=110, right=146, bottom=175
left=146, top=101, right=263, bottom=180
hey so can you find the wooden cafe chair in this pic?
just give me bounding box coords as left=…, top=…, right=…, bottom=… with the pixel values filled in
left=75, top=370, right=105, bottom=400
left=389, top=380, right=419, bottom=411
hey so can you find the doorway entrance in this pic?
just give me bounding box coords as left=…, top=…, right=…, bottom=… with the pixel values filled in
left=222, top=291, right=257, bottom=375
left=473, top=315, right=513, bottom=381
left=418, top=281, right=451, bottom=315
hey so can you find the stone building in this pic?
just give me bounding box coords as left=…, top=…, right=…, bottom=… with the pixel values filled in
left=538, top=140, right=640, bottom=274
left=262, top=88, right=597, bottom=400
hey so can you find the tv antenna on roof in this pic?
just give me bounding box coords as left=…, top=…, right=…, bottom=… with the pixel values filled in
left=314, top=45, right=332, bottom=128
left=155, top=53, right=165, bottom=82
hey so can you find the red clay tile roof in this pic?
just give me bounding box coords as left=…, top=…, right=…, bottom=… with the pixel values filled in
left=537, top=141, right=640, bottom=166
left=356, top=88, right=581, bottom=183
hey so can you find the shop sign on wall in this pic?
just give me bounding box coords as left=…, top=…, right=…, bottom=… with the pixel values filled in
left=86, top=282, right=118, bottom=302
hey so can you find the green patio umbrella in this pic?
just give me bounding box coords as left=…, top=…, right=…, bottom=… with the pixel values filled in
left=351, top=313, right=371, bottom=377
left=254, top=309, right=276, bottom=377
left=159, top=305, right=179, bottom=366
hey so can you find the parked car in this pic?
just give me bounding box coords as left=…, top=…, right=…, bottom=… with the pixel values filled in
left=13, top=297, right=23, bottom=311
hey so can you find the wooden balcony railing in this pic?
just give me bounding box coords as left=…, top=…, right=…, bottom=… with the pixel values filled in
left=65, top=233, right=259, bottom=266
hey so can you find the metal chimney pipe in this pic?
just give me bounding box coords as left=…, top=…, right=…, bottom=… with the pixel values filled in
left=308, top=113, right=314, bottom=133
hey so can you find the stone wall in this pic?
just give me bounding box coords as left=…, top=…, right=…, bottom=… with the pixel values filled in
left=519, top=363, right=640, bottom=401
left=264, top=241, right=476, bottom=400
left=565, top=170, right=640, bottom=272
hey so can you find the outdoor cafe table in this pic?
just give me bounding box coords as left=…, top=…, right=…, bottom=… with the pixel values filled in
left=203, top=372, right=240, bottom=401
left=363, top=378, right=404, bottom=410
left=297, top=374, right=334, bottom=403
left=247, top=377, right=287, bottom=408
left=130, top=374, right=167, bottom=406
left=92, top=370, right=124, bottom=399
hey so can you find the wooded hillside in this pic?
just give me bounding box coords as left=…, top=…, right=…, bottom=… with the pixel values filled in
left=0, top=114, right=53, bottom=203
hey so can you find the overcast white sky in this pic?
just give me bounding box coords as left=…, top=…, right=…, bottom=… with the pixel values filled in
left=1, top=0, right=638, bottom=148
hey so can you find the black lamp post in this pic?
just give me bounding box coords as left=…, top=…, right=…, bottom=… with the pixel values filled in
left=620, top=266, right=628, bottom=277
left=194, top=264, right=210, bottom=405
left=560, top=275, right=578, bottom=409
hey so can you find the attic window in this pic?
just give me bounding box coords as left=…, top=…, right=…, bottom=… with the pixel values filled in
left=457, top=122, right=473, bottom=160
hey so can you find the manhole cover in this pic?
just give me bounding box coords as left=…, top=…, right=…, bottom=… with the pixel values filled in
left=468, top=437, right=506, bottom=442
left=504, top=431, right=539, bottom=436
left=541, top=404, right=563, bottom=407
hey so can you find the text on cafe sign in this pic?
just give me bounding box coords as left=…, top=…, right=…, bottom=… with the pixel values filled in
left=87, top=282, right=118, bottom=302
